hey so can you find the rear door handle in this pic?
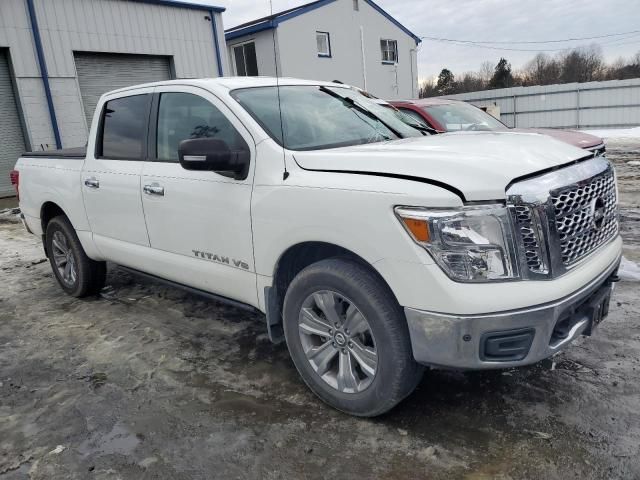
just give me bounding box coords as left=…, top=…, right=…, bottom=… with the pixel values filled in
left=84, top=177, right=99, bottom=189
left=143, top=183, right=165, bottom=196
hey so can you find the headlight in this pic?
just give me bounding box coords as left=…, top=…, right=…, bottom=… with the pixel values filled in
left=395, top=205, right=519, bottom=282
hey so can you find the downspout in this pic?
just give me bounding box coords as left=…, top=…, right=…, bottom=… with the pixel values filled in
left=360, top=26, right=367, bottom=90
left=210, top=10, right=224, bottom=77
left=25, top=0, right=62, bottom=149
left=410, top=47, right=416, bottom=98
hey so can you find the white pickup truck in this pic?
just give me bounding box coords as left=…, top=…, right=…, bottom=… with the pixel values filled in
left=12, top=77, right=621, bottom=416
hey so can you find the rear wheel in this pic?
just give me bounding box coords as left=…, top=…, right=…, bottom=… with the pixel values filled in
left=283, top=258, right=423, bottom=417
left=45, top=216, right=106, bottom=297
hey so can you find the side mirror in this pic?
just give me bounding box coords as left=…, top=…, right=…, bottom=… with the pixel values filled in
left=178, top=138, right=249, bottom=179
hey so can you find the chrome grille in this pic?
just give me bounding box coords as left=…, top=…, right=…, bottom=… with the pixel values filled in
left=550, top=168, right=618, bottom=266
left=507, top=156, right=618, bottom=279
left=513, top=205, right=546, bottom=273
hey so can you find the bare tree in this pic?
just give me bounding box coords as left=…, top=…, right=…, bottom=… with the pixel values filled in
left=419, top=77, right=438, bottom=98
left=604, top=51, right=640, bottom=80
left=457, top=72, right=484, bottom=93
left=424, top=47, right=640, bottom=95
left=479, top=61, right=494, bottom=88
left=559, top=44, right=605, bottom=83
left=523, top=53, right=560, bottom=85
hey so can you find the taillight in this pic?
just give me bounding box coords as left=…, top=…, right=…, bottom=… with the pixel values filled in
left=9, top=170, right=19, bottom=200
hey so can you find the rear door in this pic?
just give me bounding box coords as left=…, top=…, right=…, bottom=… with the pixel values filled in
left=82, top=90, right=152, bottom=254
left=140, top=85, right=257, bottom=305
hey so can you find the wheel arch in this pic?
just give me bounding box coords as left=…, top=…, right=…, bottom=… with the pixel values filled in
left=40, top=201, right=69, bottom=232
left=265, top=241, right=401, bottom=343
left=39, top=201, right=102, bottom=261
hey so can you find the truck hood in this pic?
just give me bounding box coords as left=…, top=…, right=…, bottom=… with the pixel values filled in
left=293, top=131, right=590, bottom=201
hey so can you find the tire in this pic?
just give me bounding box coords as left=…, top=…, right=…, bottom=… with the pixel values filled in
left=45, top=215, right=106, bottom=297
left=283, top=258, right=423, bottom=417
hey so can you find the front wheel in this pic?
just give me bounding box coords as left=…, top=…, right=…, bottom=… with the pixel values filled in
left=45, top=215, right=106, bottom=297
left=283, top=258, right=423, bottom=417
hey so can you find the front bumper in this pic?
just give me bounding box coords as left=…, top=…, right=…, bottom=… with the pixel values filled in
left=405, top=254, right=621, bottom=369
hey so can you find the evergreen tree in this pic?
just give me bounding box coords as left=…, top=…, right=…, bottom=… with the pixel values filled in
left=489, top=58, right=515, bottom=89
left=436, top=68, right=456, bottom=95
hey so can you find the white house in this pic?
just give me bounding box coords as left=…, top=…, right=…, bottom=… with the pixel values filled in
left=225, top=0, right=420, bottom=100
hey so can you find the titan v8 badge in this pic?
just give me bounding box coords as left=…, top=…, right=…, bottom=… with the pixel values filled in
left=192, top=250, right=249, bottom=270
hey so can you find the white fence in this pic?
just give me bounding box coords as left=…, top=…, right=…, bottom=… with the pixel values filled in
left=445, top=78, right=640, bottom=129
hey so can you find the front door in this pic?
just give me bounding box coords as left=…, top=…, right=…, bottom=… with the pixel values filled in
left=82, top=91, right=152, bottom=253
left=140, top=86, right=257, bottom=306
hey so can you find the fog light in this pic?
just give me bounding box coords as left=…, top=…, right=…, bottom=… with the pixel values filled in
left=480, top=328, right=535, bottom=362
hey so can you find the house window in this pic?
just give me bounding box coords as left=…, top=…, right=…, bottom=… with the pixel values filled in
left=380, top=39, right=398, bottom=63
left=233, top=42, right=258, bottom=76
left=316, top=31, right=331, bottom=57
left=353, top=0, right=359, bottom=10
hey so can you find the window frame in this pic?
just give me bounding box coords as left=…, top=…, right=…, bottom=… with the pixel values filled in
left=232, top=41, right=259, bottom=76
left=316, top=31, right=332, bottom=58
left=149, top=91, right=250, bottom=164
left=95, top=93, right=152, bottom=161
left=380, top=39, right=398, bottom=64
left=145, top=87, right=255, bottom=182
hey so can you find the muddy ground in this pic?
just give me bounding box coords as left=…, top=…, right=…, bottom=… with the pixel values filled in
left=1, top=140, right=639, bottom=479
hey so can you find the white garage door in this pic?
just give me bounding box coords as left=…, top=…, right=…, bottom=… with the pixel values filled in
left=0, top=51, right=26, bottom=198
left=74, top=52, right=172, bottom=131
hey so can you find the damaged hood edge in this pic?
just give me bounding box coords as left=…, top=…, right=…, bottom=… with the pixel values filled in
left=292, top=132, right=591, bottom=201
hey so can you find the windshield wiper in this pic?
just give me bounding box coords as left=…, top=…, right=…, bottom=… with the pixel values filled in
left=318, top=86, right=404, bottom=140
left=404, top=122, right=438, bottom=135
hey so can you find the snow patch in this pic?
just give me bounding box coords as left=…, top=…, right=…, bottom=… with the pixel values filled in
left=619, top=257, right=640, bottom=282
left=579, top=127, right=640, bottom=139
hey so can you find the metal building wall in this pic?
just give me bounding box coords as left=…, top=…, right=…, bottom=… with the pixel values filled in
left=445, top=78, right=640, bottom=129
left=0, top=0, right=227, bottom=151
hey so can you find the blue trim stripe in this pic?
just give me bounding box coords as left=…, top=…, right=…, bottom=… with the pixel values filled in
left=272, top=0, right=335, bottom=25
left=226, top=20, right=276, bottom=41
left=363, top=0, right=421, bottom=44
left=210, top=11, right=224, bottom=76
left=132, top=0, right=225, bottom=12
left=25, top=0, right=62, bottom=149
left=225, top=0, right=335, bottom=41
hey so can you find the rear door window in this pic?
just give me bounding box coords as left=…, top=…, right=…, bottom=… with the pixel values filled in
left=97, top=94, right=150, bottom=159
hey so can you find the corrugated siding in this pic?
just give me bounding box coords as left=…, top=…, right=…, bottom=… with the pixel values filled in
left=35, top=0, right=219, bottom=79
left=445, top=78, right=640, bottom=129
left=74, top=52, right=171, bottom=129
left=0, top=0, right=226, bottom=150
left=0, top=50, right=26, bottom=197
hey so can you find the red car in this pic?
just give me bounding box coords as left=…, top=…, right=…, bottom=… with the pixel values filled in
left=389, top=98, right=605, bottom=155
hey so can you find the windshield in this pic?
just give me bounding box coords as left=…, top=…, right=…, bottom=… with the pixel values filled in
left=231, top=85, right=422, bottom=150
left=424, top=103, right=507, bottom=132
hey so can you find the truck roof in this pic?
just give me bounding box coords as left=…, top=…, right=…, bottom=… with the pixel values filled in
left=107, top=76, right=342, bottom=96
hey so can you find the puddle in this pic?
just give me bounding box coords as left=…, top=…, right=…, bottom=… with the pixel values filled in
left=77, top=423, right=140, bottom=458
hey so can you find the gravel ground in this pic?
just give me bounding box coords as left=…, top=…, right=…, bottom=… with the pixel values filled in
left=1, top=140, right=639, bottom=479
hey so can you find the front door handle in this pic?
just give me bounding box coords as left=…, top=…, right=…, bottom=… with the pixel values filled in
left=143, top=183, right=165, bottom=196
left=84, top=177, right=99, bottom=189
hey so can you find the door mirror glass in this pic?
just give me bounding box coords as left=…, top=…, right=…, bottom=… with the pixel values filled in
left=178, top=138, right=249, bottom=179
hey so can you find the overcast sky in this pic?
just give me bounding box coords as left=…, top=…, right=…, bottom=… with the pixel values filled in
left=204, top=0, right=640, bottom=81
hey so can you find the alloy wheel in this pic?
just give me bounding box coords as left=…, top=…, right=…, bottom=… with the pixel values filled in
left=298, top=290, right=378, bottom=393
left=51, top=231, right=77, bottom=287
